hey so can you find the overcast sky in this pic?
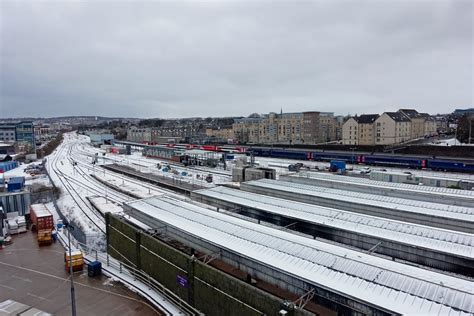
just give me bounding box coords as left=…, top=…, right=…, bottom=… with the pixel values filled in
left=1, top=0, right=472, bottom=119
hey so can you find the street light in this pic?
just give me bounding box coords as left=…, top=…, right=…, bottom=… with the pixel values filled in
left=63, top=221, right=77, bottom=316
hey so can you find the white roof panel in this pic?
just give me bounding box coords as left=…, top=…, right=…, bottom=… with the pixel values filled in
left=126, top=196, right=474, bottom=316
left=246, top=179, right=474, bottom=223
left=291, top=172, right=474, bottom=198
left=194, top=186, right=474, bottom=258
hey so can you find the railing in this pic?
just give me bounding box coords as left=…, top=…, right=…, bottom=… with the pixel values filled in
left=78, top=242, right=201, bottom=316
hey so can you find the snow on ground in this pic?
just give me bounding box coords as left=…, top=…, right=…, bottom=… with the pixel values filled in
left=45, top=133, right=105, bottom=235
left=2, top=160, right=50, bottom=186
left=92, top=172, right=166, bottom=199
left=88, top=196, right=123, bottom=215
left=430, top=137, right=473, bottom=146
left=98, top=150, right=231, bottom=187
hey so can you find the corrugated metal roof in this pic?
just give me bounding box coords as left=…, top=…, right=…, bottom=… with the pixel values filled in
left=292, top=172, right=474, bottom=198
left=194, top=186, right=474, bottom=258
left=247, top=179, right=474, bottom=223
left=126, top=196, right=474, bottom=315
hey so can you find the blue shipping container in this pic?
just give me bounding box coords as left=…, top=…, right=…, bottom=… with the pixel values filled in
left=7, top=176, right=25, bottom=192
left=0, top=161, right=19, bottom=173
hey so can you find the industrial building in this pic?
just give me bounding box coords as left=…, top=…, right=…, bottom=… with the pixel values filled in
left=191, top=186, right=474, bottom=275
left=87, top=133, right=115, bottom=146
left=240, top=179, right=474, bottom=233
left=0, top=121, right=36, bottom=150
left=119, top=196, right=474, bottom=316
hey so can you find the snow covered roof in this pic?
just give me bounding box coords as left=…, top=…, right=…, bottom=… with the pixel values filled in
left=290, top=172, right=474, bottom=198
left=194, top=186, right=474, bottom=258
left=125, top=196, right=474, bottom=316
left=245, top=179, right=474, bottom=223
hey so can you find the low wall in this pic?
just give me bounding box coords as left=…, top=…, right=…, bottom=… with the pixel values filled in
left=106, top=213, right=315, bottom=316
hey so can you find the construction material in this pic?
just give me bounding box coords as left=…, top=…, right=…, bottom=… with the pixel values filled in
left=65, top=249, right=84, bottom=272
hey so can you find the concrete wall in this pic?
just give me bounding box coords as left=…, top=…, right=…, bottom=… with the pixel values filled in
left=106, top=213, right=315, bottom=316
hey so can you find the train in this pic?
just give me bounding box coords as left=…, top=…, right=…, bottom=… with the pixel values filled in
left=246, top=147, right=474, bottom=173
left=136, top=141, right=473, bottom=173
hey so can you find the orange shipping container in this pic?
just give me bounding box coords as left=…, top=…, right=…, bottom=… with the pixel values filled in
left=30, top=204, right=54, bottom=231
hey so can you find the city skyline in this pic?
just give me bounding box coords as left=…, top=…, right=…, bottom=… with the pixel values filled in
left=1, top=1, right=472, bottom=118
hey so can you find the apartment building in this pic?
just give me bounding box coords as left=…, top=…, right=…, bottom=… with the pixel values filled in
left=127, top=126, right=151, bottom=143
left=205, top=127, right=235, bottom=142
left=374, top=112, right=411, bottom=145
left=233, top=111, right=324, bottom=145
left=303, top=112, right=321, bottom=144
left=232, top=116, right=262, bottom=144
left=342, top=114, right=378, bottom=145
left=342, top=117, right=359, bottom=145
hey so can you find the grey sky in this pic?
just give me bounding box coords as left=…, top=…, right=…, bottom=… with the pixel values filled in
left=1, top=0, right=472, bottom=119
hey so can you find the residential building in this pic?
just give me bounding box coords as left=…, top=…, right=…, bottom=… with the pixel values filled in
left=205, top=127, right=235, bottom=142
left=334, top=116, right=345, bottom=142
left=374, top=112, right=411, bottom=145
left=319, top=112, right=337, bottom=143
left=233, top=111, right=325, bottom=145
left=302, top=112, right=321, bottom=144
left=357, top=114, right=379, bottom=145
left=433, top=115, right=449, bottom=133
left=0, top=124, right=16, bottom=143
left=233, top=116, right=263, bottom=144
left=342, top=117, right=359, bottom=145
left=276, top=112, right=304, bottom=144
left=127, top=126, right=151, bottom=143
left=424, top=116, right=437, bottom=136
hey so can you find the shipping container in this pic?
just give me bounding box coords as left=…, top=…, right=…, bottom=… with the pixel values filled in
left=30, top=204, right=54, bottom=231
left=0, top=161, right=19, bottom=173
left=7, top=176, right=25, bottom=192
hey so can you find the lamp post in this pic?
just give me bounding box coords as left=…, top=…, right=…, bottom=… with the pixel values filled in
left=64, top=221, right=77, bottom=316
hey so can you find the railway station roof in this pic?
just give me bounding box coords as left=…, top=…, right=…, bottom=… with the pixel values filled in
left=194, top=186, right=474, bottom=258
left=125, top=196, right=474, bottom=316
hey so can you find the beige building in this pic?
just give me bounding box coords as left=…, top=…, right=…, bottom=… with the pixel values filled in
left=205, top=127, right=235, bottom=142
left=342, top=117, right=359, bottom=145
left=232, top=116, right=261, bottom=144
left=232, top=111, right=323, bottom=145
left=424, top=117, right=437, bottom=136
left=374, top=112, right=411, bottom=145
left=127, top=126, right=151, bottom=143
left=357, top=114, right=379, bottom=145
left=319, top=112, right=337, bottom=143
left=398, top=109, right=425, bottom=139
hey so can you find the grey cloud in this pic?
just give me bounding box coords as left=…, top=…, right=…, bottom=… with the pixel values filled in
left=0, top=0, right=472, bottom=118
